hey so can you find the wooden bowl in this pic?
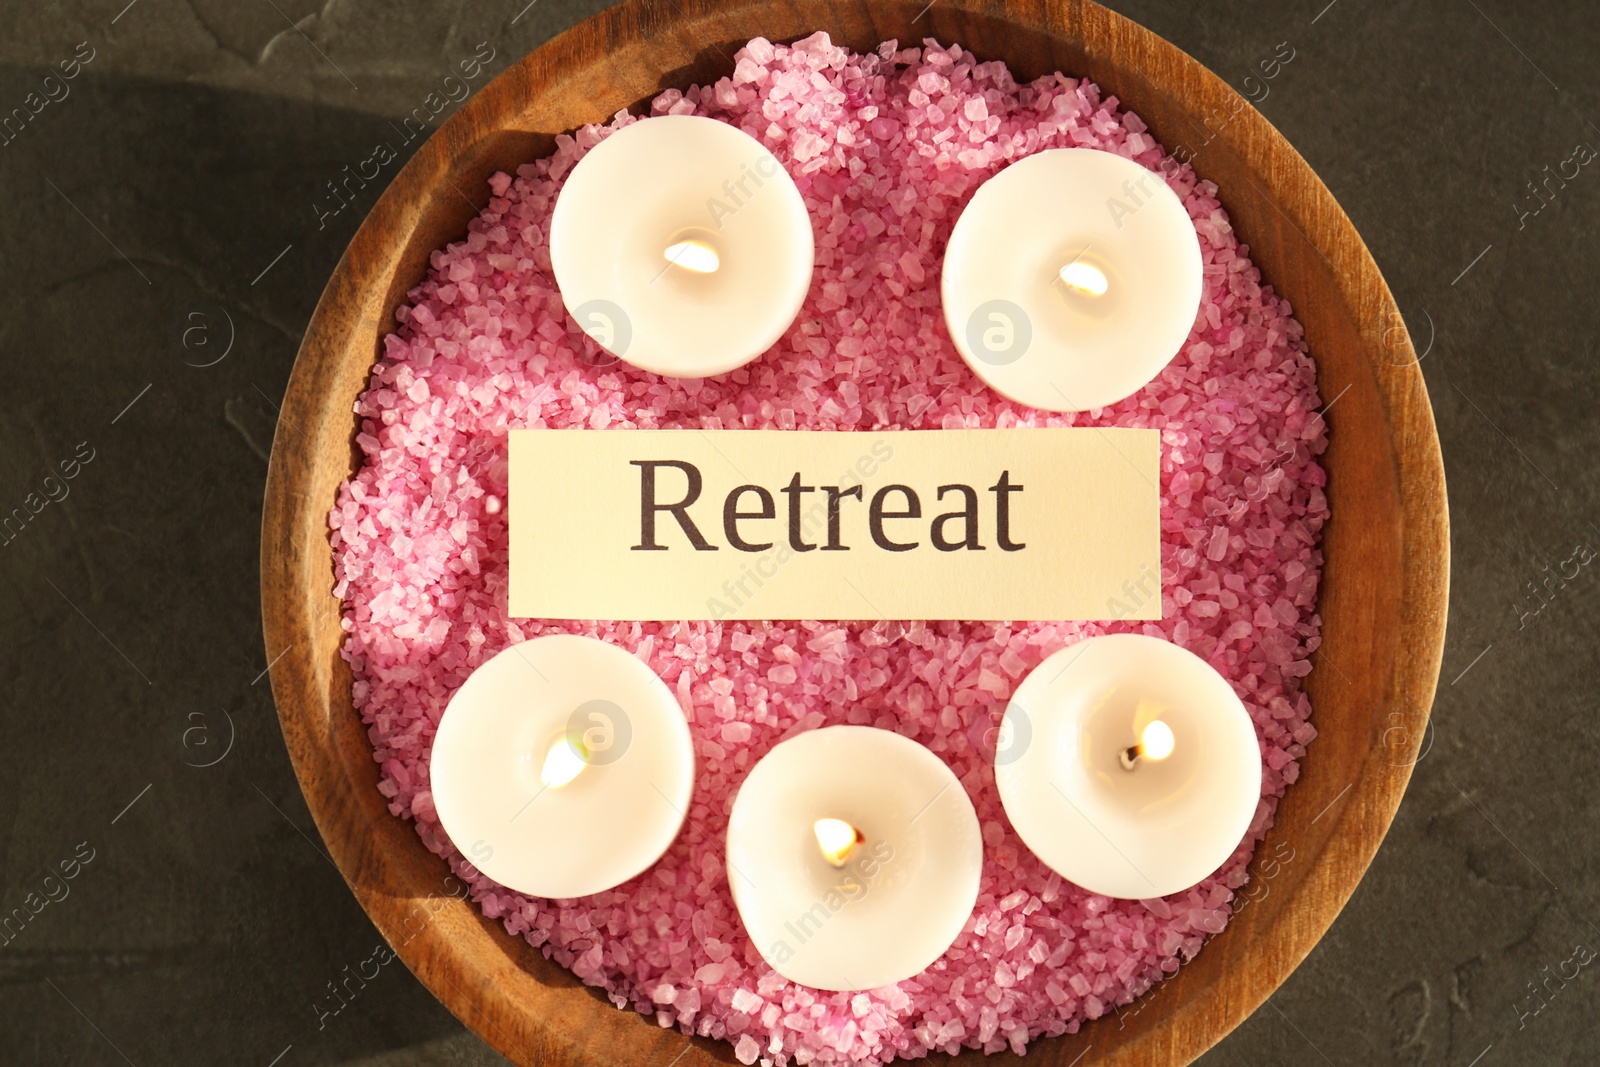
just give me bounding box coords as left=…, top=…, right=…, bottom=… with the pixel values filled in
left=261, top=1, right=1449, bottom=1064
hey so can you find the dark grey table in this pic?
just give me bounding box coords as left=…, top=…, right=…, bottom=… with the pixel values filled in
left=1, top=1, right=1594, bottom=1064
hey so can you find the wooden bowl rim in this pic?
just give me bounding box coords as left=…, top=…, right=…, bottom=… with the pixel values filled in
left=261, top=2, right=1450, bottom=1064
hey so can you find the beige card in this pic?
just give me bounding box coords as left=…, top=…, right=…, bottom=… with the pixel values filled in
left=508, top=428, right=1160, bottom=622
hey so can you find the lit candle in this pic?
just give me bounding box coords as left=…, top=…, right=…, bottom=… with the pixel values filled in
left=941, top=148, right=1203, bottom=412
left=726, top=726, right=982, bottom=991
left=994, top=634, right=1261, bottom=899
left=429, top=634, right=695, bottom=899
left=549, top=115, right=815, bottom=378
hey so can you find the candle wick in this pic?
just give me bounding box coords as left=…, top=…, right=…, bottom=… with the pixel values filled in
left=1119, top=744, right=1142, bottom=771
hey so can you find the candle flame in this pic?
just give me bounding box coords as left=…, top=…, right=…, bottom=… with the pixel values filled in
left=540, top=736, right=588, bottom=789
left=813, top=818, right=865, bottom=868
left=1058, top=261, right=1108, bottom=296
left=1120, top=717, right=1176, bottom=771
left=1139, top=720, right=1175, bottom=761
left=664, top=239, right=720, bottom=274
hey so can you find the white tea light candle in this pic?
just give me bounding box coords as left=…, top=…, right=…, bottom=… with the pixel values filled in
left=549, top=115, right=815, bottom=378
left=429, top=634, right=694, bottom=899
left=941, top=147, right=1203, bottom=412
left=995, top=634, right=1261, bottom=899
left=726, top=726, right=982, bottom=991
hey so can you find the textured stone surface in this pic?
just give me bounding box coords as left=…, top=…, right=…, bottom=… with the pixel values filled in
left=0, top=1, right=1595, bottom=1064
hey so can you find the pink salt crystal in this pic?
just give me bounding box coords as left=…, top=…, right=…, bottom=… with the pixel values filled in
left=1139, top=897, right=1174, bottom=919
left=1206, top=525, right=1230, bottom=561
left=997, top=647, right=1028, bottom=678
left=897, top=250, right=925, bottom=285
left=333, top=32, right=1327, bottom=1067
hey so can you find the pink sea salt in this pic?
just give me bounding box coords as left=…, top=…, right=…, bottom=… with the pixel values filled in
left=330, top=32, right=1328, bottom=1066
